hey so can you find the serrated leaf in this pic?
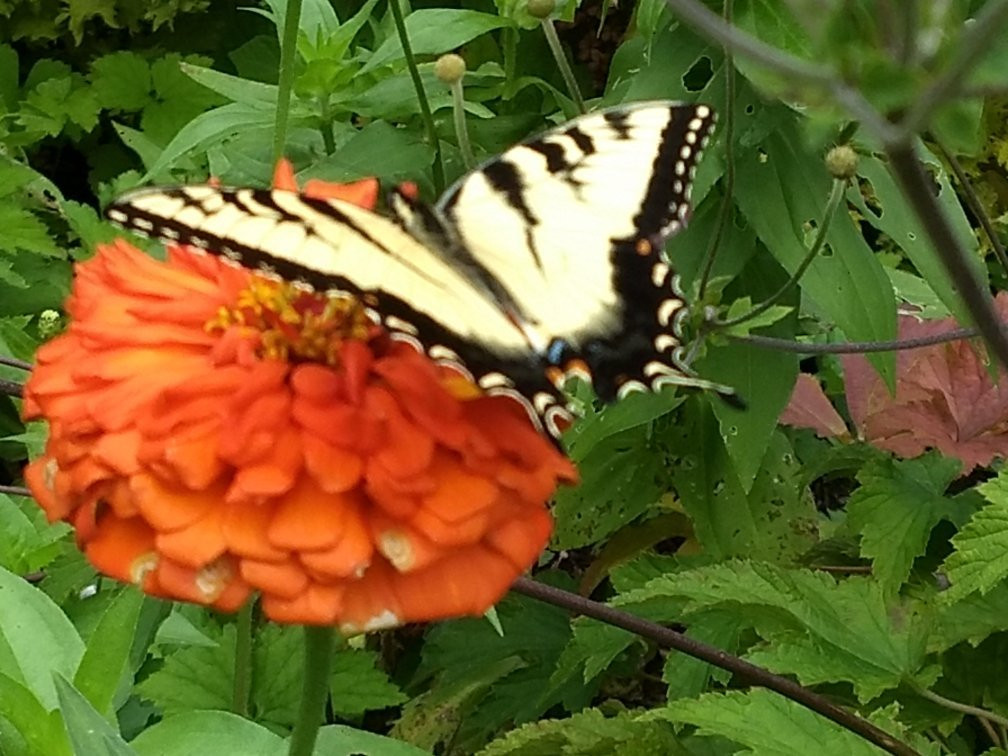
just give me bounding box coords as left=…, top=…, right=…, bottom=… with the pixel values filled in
left=650, top=688, right=888, bottom=756
left=90, top=51, right=151, bottom=110
left=0, top=204, right=62, bottom=257
left=130, top=710, right=283, bottom=756
left=846, top=455, right=961, bottom=593
left=942, top=471, right=1008, bottom=602
left=329, top=649, right=406, bottom=717
left=663, top=609, right=741, bottom=700
left=617, top=561, right=928, bottom=701
left=136, top=625, right=234, bottom=715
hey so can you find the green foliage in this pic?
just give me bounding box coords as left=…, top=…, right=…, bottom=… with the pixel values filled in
left=3, top=1, right=1008, bottom=755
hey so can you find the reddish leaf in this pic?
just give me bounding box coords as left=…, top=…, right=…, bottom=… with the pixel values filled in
left=842, top=294, right=1008, bottom=473
left=778, top=374, right=849, bottom=439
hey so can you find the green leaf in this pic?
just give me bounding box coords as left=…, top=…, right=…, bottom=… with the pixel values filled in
left=90, top=51, right=151, bottom=111
left=650, top=688, right=888, bottom=756
left=480, top=708, right=687, bottom=756
left=73, top=587, right=144, bottom=715
left=142, top=102, right=275, bottom=180
left=617, top=561, right=928, bottom=701
left=131, top=711, right=283, bottom=756
left=942, top=470, right=1008, bottom=602
left=329, top=649, right=406, bottom=717
left=929, top=581, right=1008, bottom=651
left=720, top=298, right=794, bottom=334
left=136, top=624, right=234, bottom=715
left=250, top=624, right=300, bottom=729
left=849, top=152, right=981, bottom=326
left=178, top=62, right=277, bottom=107
left=0, top=564, right=85, bottom=710
left=0, top=671, right=70, bottom=756
left=663, top=609, right=741, bottom=700
left=53, top=674, right=134, bottom=756
left=733, top=114, right=897, bottom=387
left=361, top=10, right=509, bottom=74
left=0, top=204, right=62, bottom=257
left=306, top=120, right=433, bottom=184
left=846, top=455, right=962, bottom=593
left=314, top=725, right=429, bottom=756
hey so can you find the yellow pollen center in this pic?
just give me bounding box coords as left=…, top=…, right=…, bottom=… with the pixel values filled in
left=207, top=278, right=373, bottom=365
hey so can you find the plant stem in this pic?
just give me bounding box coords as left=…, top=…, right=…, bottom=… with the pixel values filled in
left=502, top=26, right=518, bottom=100
left=716, top=178, right=845, bottom=328
left=450, top=79, right=476, bottom=169
left=885, top=142, right=1008, bottom=370
left=389, top=0, right=445, bottom=193
left=696, top=0, right=736, bottom=301
left=318, top=97, right=336, bottom=156
left=1, top=379, right=23, bottom=398
left=733, top=326, right=982, bottom=355
left=232, top=601, right=254, bottom=717
left=0, top=355, right=32, bottom=371
left=287, top=625, right=335, bottom=756
left=272, top=0, right=303, bottom=166
left=0, top=485, right=31, bottom=497
left=540, top=18, right=586, bottom=114
left=915, top=686, right=1008, bottom=733
left=511, top=577, right=920, bottom=756
left=935, top=138, right=1008, bottom=280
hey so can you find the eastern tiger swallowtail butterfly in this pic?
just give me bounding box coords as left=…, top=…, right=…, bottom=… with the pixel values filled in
left=105, top=101, right=734, bottom=439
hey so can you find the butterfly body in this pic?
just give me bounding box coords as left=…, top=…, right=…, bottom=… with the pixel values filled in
left=106, top=102, right=728, bottom=438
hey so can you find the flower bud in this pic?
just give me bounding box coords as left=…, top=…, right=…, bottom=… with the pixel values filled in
left=825, top=145, right=858, bottom=180
left=435, top=54, right=466, bottom=84
left=526, top=0, right=556, bottom=19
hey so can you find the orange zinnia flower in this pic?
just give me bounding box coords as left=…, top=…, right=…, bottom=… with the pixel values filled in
left=22, top=164, right=577, bottom=631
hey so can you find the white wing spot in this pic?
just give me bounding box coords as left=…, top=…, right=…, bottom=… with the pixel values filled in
left=680, top=145, right=692, bottom=160
left=479, top=372, right=513, bottom=390
left=696, top=105, right=711, bottom=119
left=657, top=298, right=683, bottom=327
left=685, top=131, right=697, bottom=145
left=673, top=180, right=684, bottom=194
left=617, top=380, right=647, bottom=398
left=651, top=262, right=670, bottom=286
left=428, top=344, right=460, bottom=361
left=675, top=161, right=686, bottom=177
left=384, top=316, right=419, bottom=336
left=654, top=334, right=680, bottom=353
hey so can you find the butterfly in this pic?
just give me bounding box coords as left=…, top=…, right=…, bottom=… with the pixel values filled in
left=105, top=101, right=733, bottom=439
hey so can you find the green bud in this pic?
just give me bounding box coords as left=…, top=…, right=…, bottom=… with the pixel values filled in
left=526, top=0, right=555, bottom=19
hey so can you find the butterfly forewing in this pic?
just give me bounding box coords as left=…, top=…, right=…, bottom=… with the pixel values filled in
left=105, top=101, right=723, bottom=439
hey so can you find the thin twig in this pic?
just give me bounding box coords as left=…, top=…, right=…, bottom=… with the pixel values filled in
left=899, top=0, right=1008, bottom=135
left=886, top=142, right=1008, bottom=370
left=389, top=0, right=446, bottom=193
left=934, top=138, right=1008, bottom=279
left=0, top=355, right=31, bottom=371
left=916, top=686, right=1008, bottom=735
left=540, top=18, right=587, bottom=114
left=696, top=0, right=736, bottom=301
left=0, top=485, right=31, bottom=497
left=1, top=378, right=23, bottom=398
left=511, top=577, right=920, bottom=756
left=732, top=325, right=980, bottom=355
left=716, top=178, right=845, bottom=328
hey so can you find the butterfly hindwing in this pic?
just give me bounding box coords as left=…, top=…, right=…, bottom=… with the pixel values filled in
left=436, top=102, right=717, bottom=399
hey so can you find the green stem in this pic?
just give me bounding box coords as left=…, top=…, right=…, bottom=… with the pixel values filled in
left=319, top=97, right=336, bottom=156
left=915, top=686, right=1008, bottom=733
left=231, top=601, right=254, bottom=717
left=272, top=0, right=303, bottom=165
left=450, top=79, right=476, bottom=169
left=715, top=178, right=845, bottom=328
left=540, top=18, right=586, bottom=114
left=389, top=0, right=445, bottom=193
left=287, top=626, right=336, bottom=756
left=503, top=26, right=518, bottom=99
left=696, top=0, right=736, bottom=301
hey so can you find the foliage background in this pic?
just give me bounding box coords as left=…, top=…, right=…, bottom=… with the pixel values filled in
left=2, top=0, right=1008, bottom=754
